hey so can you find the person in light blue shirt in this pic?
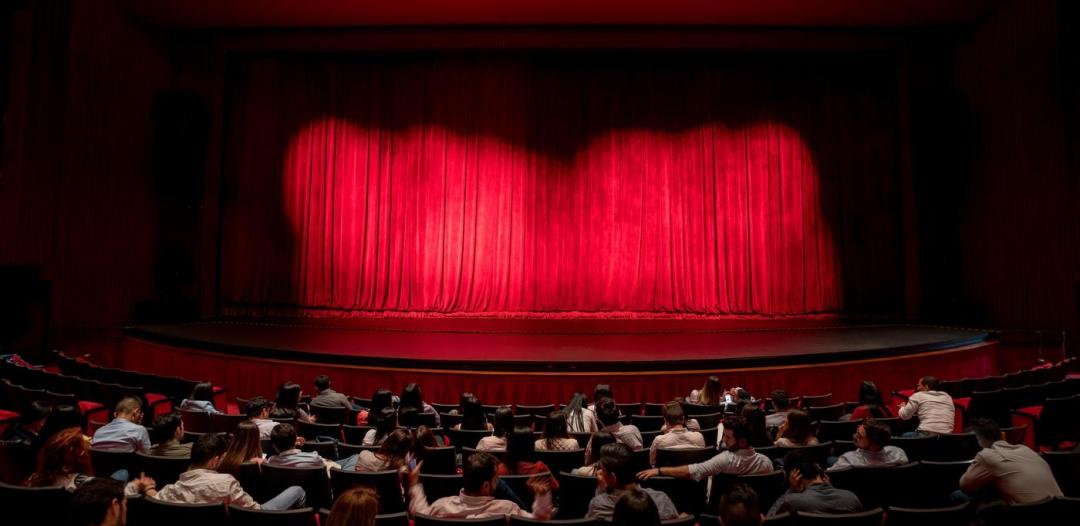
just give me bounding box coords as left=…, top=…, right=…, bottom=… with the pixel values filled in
left=90, top=397, right=151, bottom=453
left=178, top=382, right=222, bottom=414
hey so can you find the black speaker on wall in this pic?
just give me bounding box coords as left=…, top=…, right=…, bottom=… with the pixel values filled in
left=135, top=92, right=208, bottom=323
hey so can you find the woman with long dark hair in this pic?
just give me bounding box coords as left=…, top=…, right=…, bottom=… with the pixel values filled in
left=363, top=407, right=398, bottom=446
left=536, top=411, right=579, bottom=451
left=497, top=427, right=560, bottom=491
left=358, top=388, right=394, bottom=426
left=740, top=405, right=775, bottom=447
left=354, top=428, right=415, bottom=471
left=849, top=380, right=892, bottom=420
left=564, top=392, right=598, bottom=434
left=454, top=395, right=492, bottom=431
left=399, top=383, right=441, bottom=427
left=270, top=381, right=313, bottom=422
left=774, top=409, right=819, bottom=447
left=477, top=406, right=514, bottom=451
left=179, top=382, right=222, bottom=414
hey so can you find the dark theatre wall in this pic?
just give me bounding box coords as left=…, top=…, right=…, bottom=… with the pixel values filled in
left=0, top=0, right=1076, bottom=350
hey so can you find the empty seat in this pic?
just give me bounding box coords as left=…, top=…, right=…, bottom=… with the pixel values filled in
left=89, top=448, right=137, bottom=480
left=916, top=461, right=972, bottom=508
left=643, top=403, right=666, bottom=416
left=817, top=420, right=862, bottom=443
left=229, top=504, right=316, bottom=526
left=535, top=449, right=585, bottom=478
left=925, top=433, right=979, bottom=462
left=808, top=403, right=846, bottom=422
left=963, top=390, right=1011, bottom=428
left=261, top=464, right=332, bottom=511
left=631, top=415, right=665, bottom=432
left=884, top=502, right=970, bottom=526
left=554, top=472, right=597, bottom=519
left=210, top=412, right=248, bottom=433
left=795, top=508, right=884, bottom=526
left=890, top=436, right=937, bottom=462
left=135, top=452, right=191, bottom=486
left=826, top=463, right=920, bottom=509
left=419, top=446, right=458, bottom=475
left=127, top=497, right=227, bottom=526
left=617, top=403, right=642, bottom=417
left=309, top=406, right=348, bottom=425
left=179, top=409, right=213, bottom=433
left=300, top=440, right=339, bottom=460
left=0, top=481, right=71, bottom=525
left=1042, top=451, right=1080, bottom=497
left=695, top=412, right=725, bottom=431
left=799, top=394, right=833, bottom=409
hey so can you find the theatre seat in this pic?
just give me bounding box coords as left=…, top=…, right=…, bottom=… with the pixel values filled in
left=228, top=505, right=316, bottom=526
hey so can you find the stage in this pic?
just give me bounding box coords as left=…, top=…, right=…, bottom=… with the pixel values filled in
left=111, top=319, right=1016, bottom=406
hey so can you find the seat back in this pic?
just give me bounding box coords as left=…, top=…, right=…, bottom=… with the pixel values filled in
left=641, top=475, right=707, bottom=517
left=210, top=412, right=248, bottom=433
left=179, top=409, right=213, bottom=433
left=228, top=504, right=316, bottom=526
left=309, top=406, right=348, bottom=425
left=419, top=446, right=458, bottom=475
left=966, top=389, right=1011, bottom=427
left=0, top=440, right=33, bottom=485
left=655, top=447, right=715, bottom=468
left=799, top=394, right=833, bottom=409
left=555, top=472, right=597, bottom=518
left=128, top=497, right=227, bottom=526
left=776, top=442, right=833, bottom=465
left=419, top=473, right=464, bottom=503
left=817, top=420, right=862, bottom=443
left=617, top=403, right=642, bottom=417
left=883, top=502, right=970, bottom=526
left=300, top=440, right=340, bottom=460
left=261, top=464, right=332, bottom=511
left=414, top=514, right=507, bottom=526
left=89, top=448, right=137, bottom=479
left=446, top=429, right=492, bottom=451
left=915, top=461, right=972, bottom=507
left=1042, top=451, right=1080, bottom=497
left=135, top=452, right=191, bottom=486
left=795, top=508, right=884, bottom=526
left=500, top=473, right=549, bottom=511
left=977, top=497, right=1057, bottom=526
left=827, top=463, right=920, bottom=509
left=535, top=448, right=586, bottom=478
left=0, top=481, right=71, bottom=525
left=709, top=470, right=786, bottom=514
left=926, top=433, right=979, bottom=461
left=343, top=425, right=374, bottom=444
left=296, top=420, right=342, bottom=441
left=329, top=468, right=402, bottom=513
left=808, top=403, right=846, bottom=422
left=511, top=516, right=601, bottom=526
left=694, top=412, right=725, bottom=431
left=890, top=436, right=937, bottom=462
left=1037, top=395, right=1080, bottom=447
left=631, top=415, right=665, bottom=432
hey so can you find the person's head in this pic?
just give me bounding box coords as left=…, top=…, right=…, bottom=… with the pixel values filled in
left=460, top=395, right=488, bottom=430
left=597, top=442, right=636, bottom=490
left=114, top=397, right=143, bottom=421
left=274, top=382, right=302, bottom=409
left=326, top=486, right=378, bottom=526
left=150, top=412, right=184, bottom=445
left=21, top=400, right=52, bottom=432
left=770, top=390, right=790, bottom=411
left=414, top=425, right=439, bottom=461
left=492, top=406, right=514, bottom=438
left=855, top=419, right=891, bottom=452
left=369, top=388, right=394, bottom=415
left=721, top=416, right=752, bottom=451
left=399, top=383, right=425, bottom=410
left=588, top=431, right=616, bottom=463
left=542, top=411, right=570, bottom=446
left=314, top=375, right=332, bottom=393
left=663, top=401, right=686, bottom=428
left=36, top=404, right=83, bottom=447
left=269, top=422, right=298, bottom=453
left=733, top=388, right=752, bottom=404
left=564, top=392, right=589, bottom=430
left=367, top=407, right=396, bottom=443
left=740, top=405, right=769, bottom=445
left=70, top=478, right=126, bottom=526
left=717, top=483, right=763, bottom=526
left=219, top=420, right=263, bottom=476
left=506, top=426, right=536, bottom=469
left=28, top=427, right=91, bottom=486
left=596, top=397, right=619, bottom=427
left=971, top=418, right=1004, bottom=449
left=612, top=489, right=660, bottom=526
left=189, top=382, right=214, bottom=402
left=700, top=376, right=724, bottom=406
left=376, top=428, right=415, bottom=468
left=190, top=433, right=229, bottom=469
left=594, top=384, right=614, bottom=404
left=781, top=410, right=813, bottom=443
left=918, top=376, right=940, bottom=392
left=781, top=449, right=823, bottom=492
left=458, top=392, right=475, bottom=410
left=244, top=396, right=271, bottom=419
left=857, top=381, right=883, bottom=407
left=462, top=451, right=500, bottom=496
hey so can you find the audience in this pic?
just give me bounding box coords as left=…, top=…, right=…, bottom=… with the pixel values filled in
left=326, top=486, right=379, bottom=526
left=141, top=433, right=306, bottom=509
left=399, top=382, right=441, bottom=427
left=1, top=400, right=50, bottom=447
left=827, top=419, right=907, bottom=471
left=178, top=382, right=221, bottom=414
left=848, top=381, right=892, bottom=420
left=767, top=450, right=861, bottom=516
left=267, top=422, right=356, bottom=471
left=311, top=374, right=356, bottom=410
left=575, top=431, right=616, bottom=474
left=774, top=409, right=818, bottom=447
left=956, top=418, right=1062, bottom=504
left=69, top=478, right=127, bottom=526
left=217, top=420, right=265, bottom=477
left=717, top=483, right=765, bottom=526
left=407, top=450, right=552, bottom=519
left=499, top=427, right=559, bottom=491
left=590, top=397, right=642, bottom=454
left=590, top=384, right=614, bottom=412
left=364, top=406, right=399, bottom=446
left=741, top=405, right=774, bottom=448
left=148, top=412, right=191, bottom=457
left=649, top=401, right=705, bottom=466
left=897, top=375, right=955, bottom=436
left=536, top=411, right=579, bottom=451
left=355, top=428, right=414, bottom=472
left=455, top=395, right=493, bottom=431
left=25, top=428, right=146, bottom=491
left=637, top=417, right=773, bottom=481
left=357, top=388, right=394, bottom=426
left=477, top=406, right=514, bottom=451
left=765, top=390, right=791, bottom=428
left=689, top=376, right=724, bottom=406
left=564, top=392, right=599, bottom=433
left=612, top=489, right=662, bottom=526
left=270, top=382, right=313, bottom=422
left=587, top=443, right=680, bottom=521
left=90, top=397, right=151, bottom=453
left=245, top=396, right=278, bottom=439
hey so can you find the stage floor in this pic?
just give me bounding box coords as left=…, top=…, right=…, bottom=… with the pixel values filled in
left=125, top=319, right=990, bottom=372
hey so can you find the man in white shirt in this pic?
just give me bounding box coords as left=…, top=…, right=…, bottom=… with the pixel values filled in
left=407, top=451, right=552, bottom=519
left=897, top=376, right=955, bottom=436
left=650, top=401, right=705, bottom=466
left=956, top=418, right=1062, bottom=504
left=637, top=416, right=773, bottom=482
left=827, top=419, right=908, bottom=471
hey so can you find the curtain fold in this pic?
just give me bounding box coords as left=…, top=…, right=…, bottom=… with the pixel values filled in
left=219, top=54, right=901, bottom=317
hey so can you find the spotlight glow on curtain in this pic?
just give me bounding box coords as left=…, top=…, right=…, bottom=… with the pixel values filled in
left=219, top=55, right=901, bottom=317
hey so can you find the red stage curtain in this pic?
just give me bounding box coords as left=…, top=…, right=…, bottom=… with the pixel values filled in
left=219, top=54, right=901, bottom=317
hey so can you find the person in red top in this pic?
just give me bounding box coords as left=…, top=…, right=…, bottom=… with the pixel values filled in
left=496, top=427, right=560, bottom=492
left=849, top=381, right=892, bottom=421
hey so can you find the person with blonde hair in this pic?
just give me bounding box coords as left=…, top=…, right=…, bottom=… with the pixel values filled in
left=326, top=486, right=378, bottom=526
left=217, top=420, right=265, bottom=477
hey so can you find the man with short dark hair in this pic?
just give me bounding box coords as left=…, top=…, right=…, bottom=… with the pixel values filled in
left=91, top=397, right=151, bottom=452
left=140, top=433, right=306, bottom=509
left=718, top=483, right=764, bottom=526
left=407, top=450, right=552, bottom=519
left=898, top=375, right=955, bottom=436
left=310, top=374, right=355, bottom=410
left=765, top=390, right=790, bottom=428
left=827, top=419, right=907, bottom=471
left=587, top=443, right=680, bottom=521
left=589, top=397, right=642, bottom=454
left=245, top=396, right=277, bottom=439
left=638, top=417, right=773, bottom=481
left=148, top=412, right=191, bottom=457
left=70, top=478, right=127, bottom=526
left=650, top=401, right=705, bottom=466
left=956, top=418, right=1062, bottom=504
left=767, top=450, right=861, bottom=516
left=266, top=422, right=359, bottom=471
